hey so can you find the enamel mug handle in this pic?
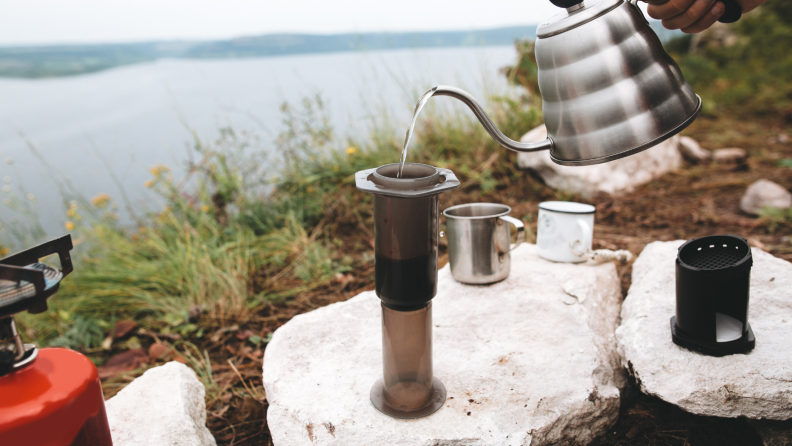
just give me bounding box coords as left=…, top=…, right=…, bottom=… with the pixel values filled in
left=576, top=219, right=592, bottom=253
left=499, top=215, right=525, bottom=252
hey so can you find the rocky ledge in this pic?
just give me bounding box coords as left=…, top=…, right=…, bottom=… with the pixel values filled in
left=263, top=244, right=626, bottom=446
left=616, top=241, right=792, bottom=420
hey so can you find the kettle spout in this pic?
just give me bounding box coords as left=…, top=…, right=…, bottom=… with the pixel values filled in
left=432, top=85, right=553, bottom=153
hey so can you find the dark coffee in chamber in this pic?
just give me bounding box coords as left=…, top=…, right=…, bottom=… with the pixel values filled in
left=375, top=254, right=437, bottom=309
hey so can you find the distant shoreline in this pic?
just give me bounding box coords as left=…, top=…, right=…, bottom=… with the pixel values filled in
left=0, top=26, right=538, bottom=79
left=0, top=22, right=679, bottom=79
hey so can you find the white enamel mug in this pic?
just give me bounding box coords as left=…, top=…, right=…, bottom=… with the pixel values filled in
left=536, top=201, right=595, bottom=263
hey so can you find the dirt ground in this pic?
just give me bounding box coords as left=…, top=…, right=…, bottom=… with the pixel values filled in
left=149, top=115, right=790, bottom=445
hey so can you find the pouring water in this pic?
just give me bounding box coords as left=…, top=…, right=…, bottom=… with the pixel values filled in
left=397, top=87, right=436, bottom=178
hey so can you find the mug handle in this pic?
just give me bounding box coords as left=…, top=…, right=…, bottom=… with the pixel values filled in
left=570, top=219, right=592, bottom=257
left=499, top=215, right=525, bottom=252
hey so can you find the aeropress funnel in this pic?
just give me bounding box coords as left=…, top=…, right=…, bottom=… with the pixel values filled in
left=671, top=234, right=755, bottom=356
left=356, top=163, right=459, bottom=419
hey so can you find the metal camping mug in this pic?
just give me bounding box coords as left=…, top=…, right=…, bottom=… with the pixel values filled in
left=443, top=203, right=525, bottom=284
left=536, top=201, right=595, bottom=263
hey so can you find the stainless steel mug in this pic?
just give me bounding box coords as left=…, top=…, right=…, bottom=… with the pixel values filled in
left=443, top=203, right=525, bottom=284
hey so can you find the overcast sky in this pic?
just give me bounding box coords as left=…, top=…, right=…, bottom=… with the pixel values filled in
left=0, top=0, right=577, bottom=46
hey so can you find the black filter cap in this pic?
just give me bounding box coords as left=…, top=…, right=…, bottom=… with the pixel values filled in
left=672, top=234, right=755, bottom=356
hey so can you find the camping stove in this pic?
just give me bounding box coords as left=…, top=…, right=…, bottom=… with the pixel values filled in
left=356, top=163, right=459, bottom=419
left=0, top=235, right=114, bottom=446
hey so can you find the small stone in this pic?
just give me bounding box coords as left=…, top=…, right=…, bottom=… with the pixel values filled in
left=188, top=305, right=203, bottom=322
left=616, top=241, right=792, bottom=420
left=740, top=179, right=792, bottom=216
left=713, top=148, right=747, bottom=164
left=678, top=136, right=712, bottom=163
left=517, top=124, right=681, bottom=196
left=105, top=362, right=217, bottom=446
left=264, top=244, right=625, bottom=446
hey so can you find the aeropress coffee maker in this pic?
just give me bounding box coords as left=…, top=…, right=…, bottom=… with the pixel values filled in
left=356, top=162, right=459, bottom=419
left=671, top=234, right=755, bottom=356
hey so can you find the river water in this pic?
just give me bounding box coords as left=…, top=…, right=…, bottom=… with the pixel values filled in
left=0, top=45, right=518, bottom=236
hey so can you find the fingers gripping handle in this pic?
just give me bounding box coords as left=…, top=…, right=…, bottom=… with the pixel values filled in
left=640, top=0, right=741, bottom=23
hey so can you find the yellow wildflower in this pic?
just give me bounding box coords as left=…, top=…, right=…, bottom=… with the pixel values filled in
left=333, top=165, right=339, bottom=172
left=149, top=166, right=159, bottom=176
left=66, top=209, right=75, bottom=217
left=306, top=187, right=314, bottom=193
left=139, top=227, right=147, bottom=233
left=91, top=193, right=111, bottom=208
left=346, top=146, right=357, bottom=155
left=65, top=221, right=75, bottom=230
left=201, top=205, right=210, bottom=212
left=144, top=180, right=154, bottom=188
left=0, top=248, right=9, bottom=257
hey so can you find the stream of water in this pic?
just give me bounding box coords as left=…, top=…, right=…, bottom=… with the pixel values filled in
left=397, top=87, right=437, bottom=178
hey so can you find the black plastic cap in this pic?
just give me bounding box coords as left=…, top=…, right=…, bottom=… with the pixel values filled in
left=718, top=0, right=742, bottom=23
left=671, top=317, right=755, bottom=356
left=550, top=0, right=584, bottom=8
left=673, top=234, right=754, bottom=357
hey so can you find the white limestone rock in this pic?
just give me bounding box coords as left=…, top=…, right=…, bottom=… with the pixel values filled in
left=713, top=147, right=748, bottom=164
left=740, top=179, right=792, bottom=216
left=517, top=124, right=682, bottom=196
left=264, top=244, right=625, bottom=446
left=678, top=136, right=712, bottom=163
left=616, top=241, right=792, bottom=420
left=106, top=362, right=217, bottom=446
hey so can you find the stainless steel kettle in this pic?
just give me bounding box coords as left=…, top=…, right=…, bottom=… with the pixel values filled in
left=432, top=0, right=710, bottom=166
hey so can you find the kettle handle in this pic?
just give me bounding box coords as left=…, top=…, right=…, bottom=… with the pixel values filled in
left=432, top=85, right=553, bottom=153
left=638, top=0, right=741, bottom=23
left=718, top=0, right=742, bottom=23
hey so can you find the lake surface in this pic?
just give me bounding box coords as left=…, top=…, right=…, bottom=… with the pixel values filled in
left=0, top=45, right=518, bottom=236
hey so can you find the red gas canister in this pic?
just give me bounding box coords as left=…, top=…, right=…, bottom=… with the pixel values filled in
left=0, top=348, right=113, bottom=446
left=0, top=236, right=113, bottom=446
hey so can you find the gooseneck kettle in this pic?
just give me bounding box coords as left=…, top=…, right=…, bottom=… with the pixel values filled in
left=431, top=0, right=740, bottom=166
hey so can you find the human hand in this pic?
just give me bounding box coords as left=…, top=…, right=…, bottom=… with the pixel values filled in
left=644, top=0, right=768, bottom=33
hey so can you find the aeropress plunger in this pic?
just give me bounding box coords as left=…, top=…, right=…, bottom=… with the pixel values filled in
left=356, top=162, right=459, bottom=419
left=672, top=234, right=755, bottom=356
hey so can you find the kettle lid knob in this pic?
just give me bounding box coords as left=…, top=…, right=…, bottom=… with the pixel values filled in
left=549, top=0, right=584, bottom=8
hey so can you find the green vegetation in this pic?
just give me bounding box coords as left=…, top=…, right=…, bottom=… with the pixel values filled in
left=666, top=2, right=792, bottom=117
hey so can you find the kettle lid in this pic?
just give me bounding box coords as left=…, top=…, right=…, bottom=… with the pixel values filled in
left=537, top=0, right=624, bottom=38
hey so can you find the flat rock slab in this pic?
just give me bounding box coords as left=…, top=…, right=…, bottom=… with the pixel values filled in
left=517, top=124, right=682, bottom=196
left=264, top=244, right=625, bottom=446
left=616, top=241, right=792, bottom=420
left=106, top=362, right=217, bottom=446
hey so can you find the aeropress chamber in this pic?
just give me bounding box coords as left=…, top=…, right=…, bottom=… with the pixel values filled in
left=356, top=163, right=459, bottom=419
left=671, top=234, right=755, bottom=356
